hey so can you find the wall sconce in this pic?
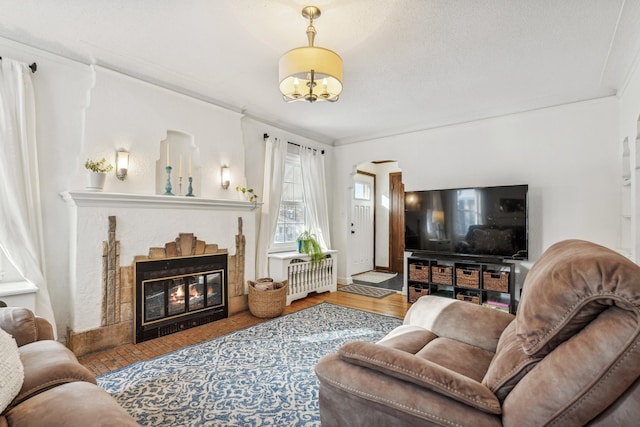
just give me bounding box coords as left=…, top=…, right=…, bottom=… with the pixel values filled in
left=116, top=150, right=129, bottom=181
left=221, top=166, right=231, bottom=189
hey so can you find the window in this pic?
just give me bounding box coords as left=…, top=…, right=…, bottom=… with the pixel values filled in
left=455, top=189, right=482, bottom=236
left=272, top=153, right=306, bottom=250
left=354, top=181, right=371, bottom=200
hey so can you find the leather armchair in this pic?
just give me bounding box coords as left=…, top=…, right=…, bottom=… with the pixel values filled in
left=316, top=240, right=640, bottom=426
left=0, top=307, right=139, bottom=427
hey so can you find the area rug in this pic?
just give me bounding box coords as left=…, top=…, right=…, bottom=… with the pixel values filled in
left=97, top=303, right=402, bottom=426
left=351, top=271, right=397, bottom=284
left=338, top=284, right=396, bottom=298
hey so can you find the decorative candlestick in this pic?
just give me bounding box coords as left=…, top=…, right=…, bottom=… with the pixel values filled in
left=164, top=166, right=174, bottom=195
left=186, top=177, right=194, bottom=197
left=178, top=176, right=183, bottom=196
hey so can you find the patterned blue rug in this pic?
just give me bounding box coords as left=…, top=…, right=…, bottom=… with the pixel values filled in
left=98, top=303, right=402, bottom=426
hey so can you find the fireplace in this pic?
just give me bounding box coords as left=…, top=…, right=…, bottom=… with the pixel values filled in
left=134, top=253, right=228, bottom=343
left=60, top=194, right=254, bottom=357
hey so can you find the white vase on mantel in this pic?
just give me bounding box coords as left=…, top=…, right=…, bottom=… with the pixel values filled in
left=87, top=172, right=107, bottom=191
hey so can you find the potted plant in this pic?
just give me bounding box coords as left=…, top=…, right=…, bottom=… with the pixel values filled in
left=85, top=157, right=113, bottom=191
left=235, top=184, right=258, bottom=203
left=296, top=231, right=325, bottom=269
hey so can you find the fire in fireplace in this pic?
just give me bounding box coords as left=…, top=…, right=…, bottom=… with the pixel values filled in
left=134, top=253, right=228, bottom=343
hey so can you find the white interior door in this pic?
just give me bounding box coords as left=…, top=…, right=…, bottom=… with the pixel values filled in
left=349, top=173, right=374, bottom=276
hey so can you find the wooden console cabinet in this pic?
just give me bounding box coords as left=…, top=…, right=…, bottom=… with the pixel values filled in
left=407, top=254, right=516, bottom=314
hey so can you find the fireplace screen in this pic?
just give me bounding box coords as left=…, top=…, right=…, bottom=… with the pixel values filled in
left=143, top=271, right=224, bottom=323
left=135, top=254, right=228, bottom=343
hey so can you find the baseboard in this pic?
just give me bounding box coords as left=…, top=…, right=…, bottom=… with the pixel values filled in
left=337, top=276, right=352, bottom=285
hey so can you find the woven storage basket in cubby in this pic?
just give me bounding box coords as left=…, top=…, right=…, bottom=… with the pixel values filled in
left=431, top=265, right=453, bottom=285
left=456, top=268, right=480, bottom=288
left=483, top=271, right=509, bottom=292
left=456, top=293, right=480, bottom=305
left=248, top=279, right=288, bottom=318
left=409, top=263, right=430, bottom=282
left=409, top=285, right=430, bottom=303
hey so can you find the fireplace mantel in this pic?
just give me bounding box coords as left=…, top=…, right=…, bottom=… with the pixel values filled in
left=60, top=191, right=260, bottom=211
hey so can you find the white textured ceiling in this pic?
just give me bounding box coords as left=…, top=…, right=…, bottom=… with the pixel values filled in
left=1, top=0, right=640, bottom=145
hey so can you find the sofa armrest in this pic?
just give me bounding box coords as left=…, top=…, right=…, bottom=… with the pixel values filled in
left=403, top=296, right=514, bottom=352
left=34, top=316, right=54, bottom=340
left=0, top=307, right=53, bottom=347
left=10, top=340, right=96, bottom=409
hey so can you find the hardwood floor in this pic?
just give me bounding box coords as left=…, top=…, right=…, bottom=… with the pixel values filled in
left=78, top=289, right=411, bottom=377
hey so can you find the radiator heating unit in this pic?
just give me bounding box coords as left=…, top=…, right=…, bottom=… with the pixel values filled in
left=268, top=250, right=338, bottom=304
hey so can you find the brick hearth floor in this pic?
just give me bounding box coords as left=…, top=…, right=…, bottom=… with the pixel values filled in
left=78, top=308, right=271, bottom=376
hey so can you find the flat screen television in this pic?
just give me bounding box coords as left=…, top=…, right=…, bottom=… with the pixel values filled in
left=404, top=184, right=528, bottom=260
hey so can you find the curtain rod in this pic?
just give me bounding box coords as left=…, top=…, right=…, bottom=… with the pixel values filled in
left=263, top=133, right=325, bottom=155
left=0, top=56, right=38, bottom=73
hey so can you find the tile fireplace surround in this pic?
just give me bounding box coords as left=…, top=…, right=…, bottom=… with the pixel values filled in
left=60, top=191, right=258, bottom=356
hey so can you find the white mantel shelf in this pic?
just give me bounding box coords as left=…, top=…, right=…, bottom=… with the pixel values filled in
left=59, top=191, right=260, bottom=211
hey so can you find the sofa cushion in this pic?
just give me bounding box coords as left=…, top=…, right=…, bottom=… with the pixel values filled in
left=516, top=239, right=640, bottom=356
left=379, top=326, right=494, bottom=382
left=403, top=296, right=514, bottom=353
left=338, top=341, right=502, bottom=414
left=415, top=337, right=495, bottom=382
left=482, top=320, right=541, bottom=402
left=10, top=340, right=96, bottom=408
left=0, top=328, right=24, bottom=414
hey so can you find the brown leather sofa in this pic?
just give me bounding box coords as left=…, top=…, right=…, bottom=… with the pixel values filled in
left=0, top=307, right=139, bottom=427
left=316, top=239, right=640, bottom=426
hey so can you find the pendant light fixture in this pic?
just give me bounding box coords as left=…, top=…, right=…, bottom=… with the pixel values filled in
left=279, top=6, right=343, bottom=103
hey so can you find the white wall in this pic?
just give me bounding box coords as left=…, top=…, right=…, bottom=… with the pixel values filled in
left=618, top=59, right=640, bottom=263
left=333, top=98, right=620, bottom=283
left=82, top=66, right=246, bottom=199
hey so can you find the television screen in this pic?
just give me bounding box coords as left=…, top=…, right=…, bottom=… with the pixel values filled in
left=404, top=185, right=528, bottom=260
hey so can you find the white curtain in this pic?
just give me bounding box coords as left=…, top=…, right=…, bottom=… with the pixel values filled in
left=256, top=136, right=287, bottom=278
left=300, top=146, right=331, bottom=249
left=0, top=58, right=57, bottom=333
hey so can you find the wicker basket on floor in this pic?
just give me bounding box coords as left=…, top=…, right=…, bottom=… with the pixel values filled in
left=248, top=279, right=288, bottom=318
